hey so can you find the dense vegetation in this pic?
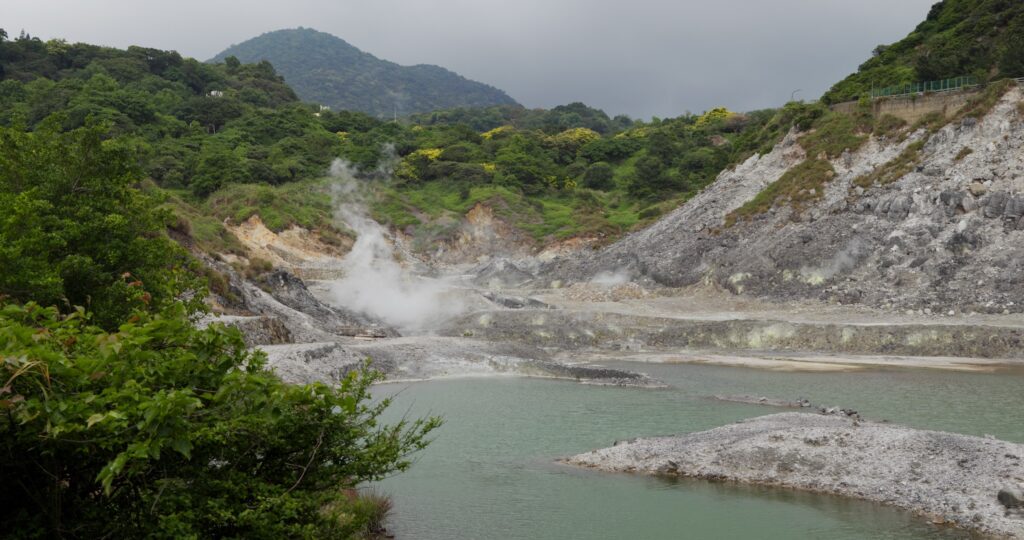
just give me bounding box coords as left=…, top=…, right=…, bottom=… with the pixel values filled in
left=210, top=28, right=518, bottom=117
left=1, top=30, right=807, bottom=247
left=0, top=31, right=440, bottom=538
left=365, top=104, right=803, bottom=243
left=824, top=0, right=1024, bottom=103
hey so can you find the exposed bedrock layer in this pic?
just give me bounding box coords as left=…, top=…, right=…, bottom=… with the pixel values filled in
left=566, top=413, right=1024, bottom=538
left=549, top=89, right=1024, bottom=315
left=258, top=336, right=660, bottom=387
left=442, top=308, right=1024, bottom=360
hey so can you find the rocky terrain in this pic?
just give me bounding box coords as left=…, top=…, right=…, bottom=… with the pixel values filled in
left=551, top=86, right=1024, bottom=315
left=179, top=86, right=1024, bottom=539
left=566, top=412, right=1024, bottom=538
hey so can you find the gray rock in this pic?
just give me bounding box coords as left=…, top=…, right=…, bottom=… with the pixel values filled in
left=1003, top=195, right=1024, bottom=220
left=984, top=192, right=1008, bottom=219
left=258, top=270, right=398, bottom=337
left=887, top=195, right=913, bottom=220
left=481, top=291, right=552, bottom=310
left=961, top=195, right=977, bottom=213
left=567, top=413, right=1024, bottom=538
left=998, top=487, right=1024, bottom=509
left=472, top=258, right=536, bottom=288
left=204, top=315, right=292, bottom=346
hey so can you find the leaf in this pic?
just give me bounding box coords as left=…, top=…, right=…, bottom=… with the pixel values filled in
left=170, top=438, right=192, bottom=459
left=86, top=413, right=106, bottom=428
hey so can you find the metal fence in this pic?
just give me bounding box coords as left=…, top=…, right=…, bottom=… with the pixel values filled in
left=870, top=76, right=978, bottom=99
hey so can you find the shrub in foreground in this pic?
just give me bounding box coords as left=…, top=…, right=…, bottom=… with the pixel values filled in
left=0, top=302, right=440, bottom=539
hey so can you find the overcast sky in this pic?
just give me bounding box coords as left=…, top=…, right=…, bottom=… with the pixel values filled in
left=7, top=0, right=937, bottom=118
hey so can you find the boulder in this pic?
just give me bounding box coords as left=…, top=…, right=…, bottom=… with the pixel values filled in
left=1003, top=195, right=1024, bottom=220
left=984, top=192, right=1008, bottom=218
left=998, top=487, right=1024, bottom=509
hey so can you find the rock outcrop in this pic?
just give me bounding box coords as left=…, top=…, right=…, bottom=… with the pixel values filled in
left=567, top=412, right=1024, bottom=538
left=203, top=258, right=397, bottom=344
left=555, top=87, right=1024, bottom=314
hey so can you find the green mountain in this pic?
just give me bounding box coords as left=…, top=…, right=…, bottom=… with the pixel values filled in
left=824, top=0, right=1024, bottom=103
left=210, top=28, right=518, bottom=117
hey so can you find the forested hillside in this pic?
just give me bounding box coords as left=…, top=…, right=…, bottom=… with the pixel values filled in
left=824, top=0, right=1024, bottom=103
left=210, top=28, right=518, bottom=117
left=0, top=29, right=810, bottom=252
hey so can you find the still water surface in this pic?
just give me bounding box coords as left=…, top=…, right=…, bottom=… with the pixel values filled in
left=375, top=363, right=1024, bottom=539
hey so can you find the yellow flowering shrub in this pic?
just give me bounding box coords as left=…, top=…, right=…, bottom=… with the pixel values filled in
left=411, top=148, right=443, bottom=161
left=694, top=107, right=735, bottom=128
left=549, top=127, right=600, bottom=147
left=481, top=125, right=514, bottom=140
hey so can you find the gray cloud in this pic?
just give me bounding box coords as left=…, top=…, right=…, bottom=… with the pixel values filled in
left=6, top=0, right=936, bottom=118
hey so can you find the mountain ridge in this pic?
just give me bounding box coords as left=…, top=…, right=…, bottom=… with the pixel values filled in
left=210, top=27, right=518, bottom=117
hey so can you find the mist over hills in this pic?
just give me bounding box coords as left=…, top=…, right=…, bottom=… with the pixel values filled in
left=210, top=27, right=518, bottom=118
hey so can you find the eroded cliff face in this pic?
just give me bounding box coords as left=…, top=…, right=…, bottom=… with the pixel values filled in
left=561, top=87, right=1024, bottom=314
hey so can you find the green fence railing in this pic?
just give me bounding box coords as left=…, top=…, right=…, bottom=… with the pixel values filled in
left=870, top=76, right=978, bottom=98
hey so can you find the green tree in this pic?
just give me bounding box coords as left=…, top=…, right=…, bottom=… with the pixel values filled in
left=582, top=161, right=615, bottom=190
left=0, top=121, right=201, bottom=329
left=0, top=302, right=440, bottom=539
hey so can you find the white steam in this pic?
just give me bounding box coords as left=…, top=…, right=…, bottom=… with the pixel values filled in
left=590, top=269, right=632, bottom=286
left=326, top=158, right=461, bottom=334
left=799, top=239, right=864, bottom=285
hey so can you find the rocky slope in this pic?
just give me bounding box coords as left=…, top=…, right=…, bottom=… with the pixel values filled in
left=566, top=412, right=1024, bottom=538
left=555, top=86, right=1024, bottom=315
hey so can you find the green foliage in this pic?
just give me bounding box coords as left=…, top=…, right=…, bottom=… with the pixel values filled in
left=410, top=102, right=633, bottom=135
left=204, top=178, right=339, bottom=232
left=823, top=0, right=1024, bottom=103
left=0, top=29, right=810, bottom=248
left=210, top=28, right=517, bottom=117
left=582, top=162, right=615, bottom=190
left=0, top=122, right=201, bottom=329
left=955, top=146, right=974, bottom=161
left=798, top=112, right=869, bottom=159
left=0, top=302, right=440, bottom=539
left=873, top=114, right=908, bottom=137
left=725, top=159, right=836, bottom=226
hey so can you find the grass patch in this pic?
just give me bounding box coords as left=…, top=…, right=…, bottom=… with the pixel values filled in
left=957, top=79, right=1015, bottom=120
left=955, top=147, right=974, bottom=161
left=853, top=140, right=925, bottom=189
left=373, top=180, right=647, bottom=243
left=157, top=189, right=248, bottom=254
left=798, top=112, right=868, bottom=159
left=205, top=178, right=337, bottom=232
left=156, top=178, right=348, bottom=255
left=724, top=159, right=835, bottom=227
left=872, top=114, right=907, bottom=138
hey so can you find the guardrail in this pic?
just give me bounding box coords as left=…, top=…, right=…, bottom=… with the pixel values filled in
left=870, top=76, right=977, bottom=99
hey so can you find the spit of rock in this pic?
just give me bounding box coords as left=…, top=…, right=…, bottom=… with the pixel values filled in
left=566, top=413, right=1024, bottom=538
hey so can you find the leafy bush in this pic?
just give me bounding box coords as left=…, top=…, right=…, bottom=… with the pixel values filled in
left=582, top=162, right=615, bottom=190
left=0, top=122, right=201, bottom=329
left=0, top=302, right=440, bottom=539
